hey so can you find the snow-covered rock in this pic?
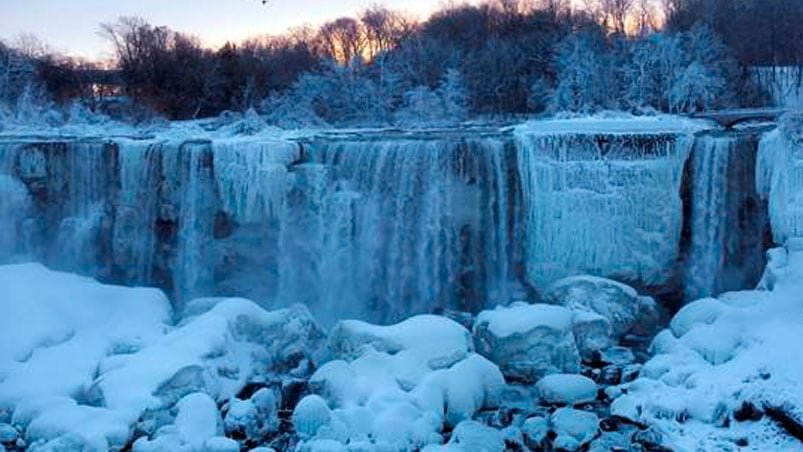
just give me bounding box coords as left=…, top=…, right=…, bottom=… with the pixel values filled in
left=569, top=311, right=614, bottom=361
left=133, top=393, right=224, bottom=452
left=329, top=315, right=472, bottom=386
left=444, top=420, right=504, bottom=452
left=521, top=416, right=548, bottom=449
left=544, top=276, right=658, bottom=338
left=549, top=408, right=599, bottom=451
left=535, top=374, right=598, bottom=406
left=413, top=354, right=505, bottom=427
left=474, top=303, right=580, bottom=382
left=293, top=395, right=332, bottom=440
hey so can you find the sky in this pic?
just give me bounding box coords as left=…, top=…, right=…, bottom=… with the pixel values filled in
left=0, top=0, right=454, bottom=60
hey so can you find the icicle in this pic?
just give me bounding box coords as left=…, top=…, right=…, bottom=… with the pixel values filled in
left=213, top=138, right=299, bottom=224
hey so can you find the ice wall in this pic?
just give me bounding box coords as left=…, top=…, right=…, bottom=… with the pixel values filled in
left=757, top=127, right=803, bottom=244
left=515, top=130, right=694, bottom=289
left=683, top=134, right=768, bottom=300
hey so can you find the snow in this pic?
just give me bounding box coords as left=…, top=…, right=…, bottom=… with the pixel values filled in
left=303, top=316, right=506, bottom=450
left=0, top=263, right=323, bottom=450
left=514, top=113, right=712, bottom=135
left=614, top=241, right=803, bottom=451
left=475, top=303, right=573, bottom=338
left=329, top=315, right=473, bottom=387
left=535, top=374, right=598, bottom=406
left=0, top=263, right=171, bottom=408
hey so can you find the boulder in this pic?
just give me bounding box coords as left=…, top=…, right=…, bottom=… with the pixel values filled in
left=544, top=276, right=657, bottom=338
left=536, top=374, right=598, bottom=406
left=474, top=303, right=580, bottom=383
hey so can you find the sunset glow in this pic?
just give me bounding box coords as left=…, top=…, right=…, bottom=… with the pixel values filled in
left=0, top=0, right=451, bottom=59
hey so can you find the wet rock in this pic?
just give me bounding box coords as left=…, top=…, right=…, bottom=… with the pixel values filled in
left=600, top=347, right=636, bottom=366
left=600, top=365, right=622, bottom=386
left=733, top=401, right=764, bottom=422
left=632, top=427, right=664, bottom=450
left=621, top=364, right=642, bottom=383
left=588, top=431, right=630, bottom=452
left=0, top=424, right=19, bottom=448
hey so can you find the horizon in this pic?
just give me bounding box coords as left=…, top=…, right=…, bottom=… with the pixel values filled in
left=0, top=0, right=457, bottom=60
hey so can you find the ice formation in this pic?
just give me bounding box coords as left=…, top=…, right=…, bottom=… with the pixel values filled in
left=515, top=129, right=693, bottom=288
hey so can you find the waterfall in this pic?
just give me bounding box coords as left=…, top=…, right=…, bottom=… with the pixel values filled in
left=283, top=136, right=518, bottom=323
left=175, top=142, right=216, bottom=303
left=516, top=132, right=693, bottom=289
left=684, top=134, right=768, bottom=300
left=113, top=139, right=162, bottom=284
left=0, top=143, right=32, bottom=262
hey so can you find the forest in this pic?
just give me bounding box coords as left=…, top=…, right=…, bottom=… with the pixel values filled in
left=1, top=0, right=802, bottom=127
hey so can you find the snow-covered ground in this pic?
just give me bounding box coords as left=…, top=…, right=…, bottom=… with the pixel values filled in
left=2, top=251, right=802, bottom=451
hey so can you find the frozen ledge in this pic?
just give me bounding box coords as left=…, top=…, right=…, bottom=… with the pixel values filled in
left=514, top=113, right=716, bottom=135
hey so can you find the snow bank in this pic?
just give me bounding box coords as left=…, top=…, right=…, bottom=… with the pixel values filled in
left=613, top=242, right=803, bottom=450
left=0, top=263, right=171, bottom=408
left=305, top=315, right=504, bottom=450
left=0, top=264, right=324, bottom=450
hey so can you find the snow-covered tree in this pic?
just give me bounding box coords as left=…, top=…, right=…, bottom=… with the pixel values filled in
left=550, top=33, right=620, bottom=113
left=668, top=61, right=724, bottom=113
left=436, top=68, right=468, bottom=122
left=395, top=86, right=444, bottom=127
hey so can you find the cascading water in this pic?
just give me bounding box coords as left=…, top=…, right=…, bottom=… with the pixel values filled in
left=0, top=144, right=32, bottom=261
left=175, top=141, right=216, bottom=303
left=286, top=136, right=519, bottom=322
left=683, top=134, right=768, bottom=300
left=113, top=139, right=162, bottom=284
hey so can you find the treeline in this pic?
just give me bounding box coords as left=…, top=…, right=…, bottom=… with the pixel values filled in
left=2, top=0, right=802, bottom=126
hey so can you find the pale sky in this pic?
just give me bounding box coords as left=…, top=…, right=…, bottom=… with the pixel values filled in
left=0, top=0, right=457, bottom=60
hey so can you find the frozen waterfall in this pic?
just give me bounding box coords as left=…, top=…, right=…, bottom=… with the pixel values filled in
left=0, top=122, right=785, bottom=323
left=515, top=131, right=693, bottom=289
